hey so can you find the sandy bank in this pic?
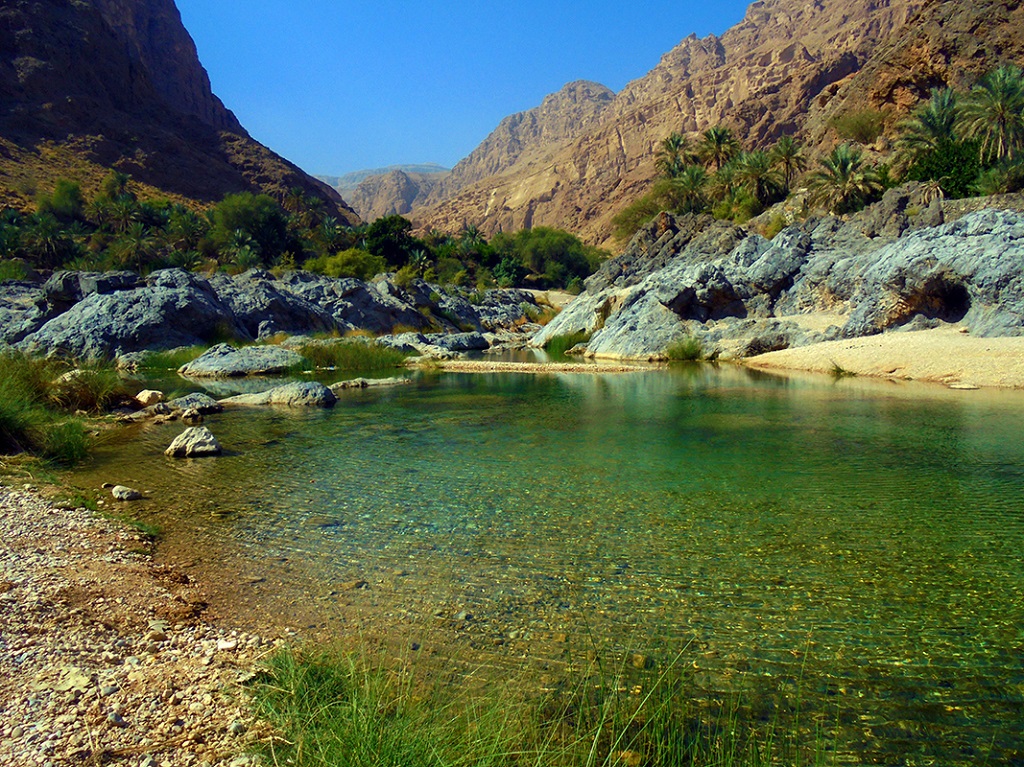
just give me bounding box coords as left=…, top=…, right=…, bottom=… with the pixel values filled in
left=746, top=326, right=1024, bottom=389
left=425, top=360, right=657, bottom=374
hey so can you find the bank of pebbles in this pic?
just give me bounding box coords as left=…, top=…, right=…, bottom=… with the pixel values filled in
left=0, top=486, right=283, bottom=767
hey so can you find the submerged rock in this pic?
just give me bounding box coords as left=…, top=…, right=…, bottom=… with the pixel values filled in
left=219, top=382, right=337, bottom=408
left=165, top=427, right=222, bottom=458
left=331, top=377, right=412, bottom=391
left=178, top=343, right=303, bottom=378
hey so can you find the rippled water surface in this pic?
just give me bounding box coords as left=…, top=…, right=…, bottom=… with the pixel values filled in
left=75, top=366, right=1024, bottom=764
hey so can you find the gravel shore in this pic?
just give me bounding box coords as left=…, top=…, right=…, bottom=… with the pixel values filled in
left=0, top=486, right=281, bottom=767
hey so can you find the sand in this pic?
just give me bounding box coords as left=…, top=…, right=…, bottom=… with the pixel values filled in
left=746, top=325, right=1024, bottom=389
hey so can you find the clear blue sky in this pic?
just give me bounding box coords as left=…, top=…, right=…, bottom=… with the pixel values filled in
left=175, top=1, right=752, bottom=176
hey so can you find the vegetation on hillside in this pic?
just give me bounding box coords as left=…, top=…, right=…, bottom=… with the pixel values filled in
left=615, top=66, right=1024, bottom=241
left=0, top=173, right=607, bottom=292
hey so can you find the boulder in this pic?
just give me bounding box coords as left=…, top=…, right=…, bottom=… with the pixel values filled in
left=331, top=376, right=412, bottom=391
left=177, top=343, right=303, bottom=377
left=136, top=390, right=164, bottom=407
left=207, top=270, right=339, bottom=340
left=19, top=269, right=246, bottom=358
left=166, top=392, right=223, bottom=414
left=219, top=381, right=337, bottom=407
left=111, top=485, right=142, bottom=501
left=165, top=427, right=222, bottom=457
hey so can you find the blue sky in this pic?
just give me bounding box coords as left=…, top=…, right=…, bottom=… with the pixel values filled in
left=175, top=1, right=752, bottom=176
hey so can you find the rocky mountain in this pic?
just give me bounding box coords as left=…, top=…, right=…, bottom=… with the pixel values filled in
left=318, top=164, right=450, bottom=196
left=415, top=0, right=1024, bottom=246
left=0, top=0, right=357, bottom=222
left=339, top=80, right=615, bottom=225
left=343, top=169, right=449, bottom=222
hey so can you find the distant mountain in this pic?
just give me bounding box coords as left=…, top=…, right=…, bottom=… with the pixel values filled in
left=414, top=0, right=1024, bottom=246
left=0, top=0, right=358, bottom=223
left=318, top=164, right=450, bottom=195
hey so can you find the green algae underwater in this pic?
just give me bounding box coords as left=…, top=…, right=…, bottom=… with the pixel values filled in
left=71, top=364, right=1024, bottom=765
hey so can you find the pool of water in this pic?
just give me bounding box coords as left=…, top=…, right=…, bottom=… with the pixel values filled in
left=72, top=365, right=1024, bottom=764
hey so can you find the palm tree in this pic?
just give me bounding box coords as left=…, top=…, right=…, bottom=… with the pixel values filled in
left=807, top=144, right=883, bottom=215
left=896, top=88, right=960, bottom=167
left=707, top=161, right=738, bottom=204
left=959, top=65, right=1024, bottom=164
left=670, top=165, right=710, bottom=213
left=698, top=126, right=740, bottom=171
left=768, top=136, right=808, bottom=189
left=734, top=151, right=785, bottom=208
left=110, top=221, right=158, bottom=272
left=656, top=132, right=698, bottom=178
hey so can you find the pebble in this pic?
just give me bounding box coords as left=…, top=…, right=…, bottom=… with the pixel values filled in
left=0, top=486, right=278, bottom=766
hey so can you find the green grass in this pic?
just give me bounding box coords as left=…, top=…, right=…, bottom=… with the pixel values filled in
left=0, top=351, right=102, bottom=466
left=829, top=360, right=857, bottom=379
left=543, top=331, right=592, bottom=358
left=665, top=336, right=706, bottom=361
left=247, top=645, right=835, bottom=767
left=297, top=341, right=409, bottom=371
left=0, top=259, right=30, bottom=282
left=138, top=345, right=211, bottom=372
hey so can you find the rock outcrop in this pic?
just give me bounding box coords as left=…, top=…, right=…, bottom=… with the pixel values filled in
left=0, top=0, right=357, bottom=220
left=344, top=169, right=447, bottom=221
left=5, top=268, right=541, bottom=359
left=533, top=197, right=1024, bottom=360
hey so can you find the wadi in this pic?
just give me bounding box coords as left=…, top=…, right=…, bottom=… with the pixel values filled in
left=1, top=0, right=1023, bottom=766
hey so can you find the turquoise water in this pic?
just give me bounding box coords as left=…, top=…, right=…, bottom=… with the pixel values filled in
left=77, top=365, right=1024, bottom=764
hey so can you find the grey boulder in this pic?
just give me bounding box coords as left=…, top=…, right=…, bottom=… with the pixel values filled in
left=219, top=381, right=337, bottom=407
left=165, top=427, right=222, bottom=457
left=178, top=343, right=303, bottom=377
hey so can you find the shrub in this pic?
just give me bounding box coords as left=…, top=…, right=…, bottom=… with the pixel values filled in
left=0, top=259, right=30, bottom=282
left=543, top=331, right=591, bottom=358
left=611, top=192, right=665, bottom=242
left=305, top=248, right=386, bottom=280
left=830, top=109, right=886, bottom=145
left=665, top=336, right=705, bottom=361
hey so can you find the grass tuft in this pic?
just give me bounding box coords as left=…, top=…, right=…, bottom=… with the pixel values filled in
left=247, top=645, right=834, bottom=767
left=297, top=341, right=410, bottom=371
left=543, top=331, right=591, bottom=358
left=665, top=336, right=706, bottom=361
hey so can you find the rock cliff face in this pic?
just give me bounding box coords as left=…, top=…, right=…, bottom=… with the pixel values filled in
left=0, top=0, right=357, bottom=222
left=415, top=0, right=1024, bottom=246
left=342, top=81, right=614, bottom=225
left=531, top=192, right=1024, bottom=361
left=345, top=169, right=446, bottom=221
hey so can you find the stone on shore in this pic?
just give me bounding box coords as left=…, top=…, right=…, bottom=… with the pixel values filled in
left=178, top=343, right=303, bottom=378
left=165, top=427, right=222, bottom=457
left=219, top=381, right=337, bottom=408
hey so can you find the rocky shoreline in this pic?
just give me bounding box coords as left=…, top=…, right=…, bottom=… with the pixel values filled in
left=0, top=486, right=282, bottom=767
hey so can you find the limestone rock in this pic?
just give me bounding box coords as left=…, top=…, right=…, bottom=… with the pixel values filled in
left=166, top=393, right=223, bottom=415
left=111, top=486, right=142, bottom=502
left=178, top=343, right=303, bottom=378
left=165, top=427, right=222, bottom=458
left=331, top=377, right=412, bottom=392
left=219, top=382, right=337, bottom=408
left=136, top=390, right=164, bottom=407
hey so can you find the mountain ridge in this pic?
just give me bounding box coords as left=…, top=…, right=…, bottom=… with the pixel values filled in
left=0, top=0, right=357, bottom=223
left=411, top=0, right=1024, bottom=246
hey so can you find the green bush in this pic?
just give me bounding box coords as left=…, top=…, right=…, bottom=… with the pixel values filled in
left=543, top=331, right=591, bottom=358
left=665, top=336, right=705, bottom=361
left=305, top=248, right=386, bottom=280
left=830, top=109, right=886, bottom=145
